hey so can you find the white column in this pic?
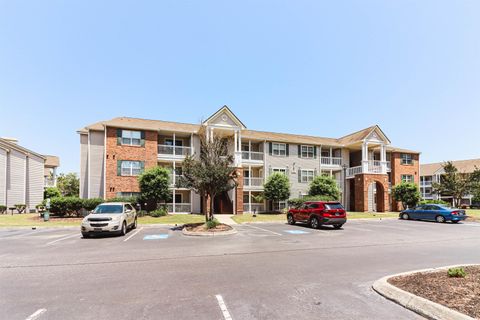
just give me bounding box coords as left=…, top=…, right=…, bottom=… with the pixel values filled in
left=330, top=147, right=333, bottom=165
left=190, top=133, right=194, bottom=155
left=173, top=133, right=176, bottom=156
left=319, top=145, right=322, bottom=169
left=249, top=140, right=252, bottom=160
left=362, top=142, right=369, bottom=173
left=248, top=165, right=252, bottom=187
left=238, top=130, right=242, bottom=152
left=380, top=144, right=387, bottom=174
left=172, top=161, right=176, bottom=214
left=234, top=130, right=238, bottom=152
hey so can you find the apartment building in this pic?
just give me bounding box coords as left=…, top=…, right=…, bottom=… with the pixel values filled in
left=0, top=138, right=59, bottom=211
left=420, top=158, right=480, bottom=206
left=78, top=106, right=420, bottom=213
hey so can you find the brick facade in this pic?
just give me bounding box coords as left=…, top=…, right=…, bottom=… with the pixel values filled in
left=105, top=128, right=158, bottom=199
left=390, top=152, right=420, bottom=211
left=235, top=168, right=244, bottom=214
left=354, top=174, right=390, bottom=212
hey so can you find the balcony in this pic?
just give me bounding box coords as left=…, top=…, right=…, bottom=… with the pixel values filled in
left=158, top=145, right=192, bottom=159
left=166, top=203, right=192, bottom=213
left=321, top=157, right=342, bottom=166
left=169, top=174, right=185, bottom=187
left=244, top=177, right=264, bottom=189
left=242, top=151, right=264, bottom=163
left=243, top=203, right=266, bottom=213
left=346, top=161, right=390, bottom=178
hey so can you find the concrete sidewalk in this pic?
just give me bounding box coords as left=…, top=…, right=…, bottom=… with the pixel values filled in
left=214, top=214, right=237, bottom=225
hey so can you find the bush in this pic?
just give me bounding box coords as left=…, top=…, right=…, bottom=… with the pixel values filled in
left=206, top=218, right=220, bottom=229
left=392, top=183, right=421, bottom=209
left=264, top=173, right=291, bottom=203
left=149, top=207, right=168, bottom=217
left=46, top=197, right=83, bottom=217
left=108, top=196, right=140, bottom=207
left=82, top=198, right=104, bottom=211
left=419, top=199, right=449, bottom=206
left=448, top=267, right=467, bottom=278
left=44, top=187, right=61, bottom=199
left=287, top=195, right=338, bottom=208
left=14, top=204, right=26, bottom=213
left=0, top=205, right=6, bottom=214
left=308, top=175, right=341, bottom=200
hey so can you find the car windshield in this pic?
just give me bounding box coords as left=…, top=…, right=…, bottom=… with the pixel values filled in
left=93, top=205, right=123, bottom=214
left=325, top=203, right=344, bottom=210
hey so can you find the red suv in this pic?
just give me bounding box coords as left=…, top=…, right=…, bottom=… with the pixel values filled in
left=287, top=201, right=347, bottom=229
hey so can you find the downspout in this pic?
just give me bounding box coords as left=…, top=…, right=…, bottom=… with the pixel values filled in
left=87, top=130, right=91, bottom=199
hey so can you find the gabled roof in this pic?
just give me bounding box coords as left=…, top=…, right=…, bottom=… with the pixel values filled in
left=421, top=158, right=480, bottom=176
left=0, top=138, right=46, bottom=160
left=79, top=117, right=201, bottom=134
left=338, top=125, right=391, bottom=145
left=44, top=155, right=60, bottom=168
left=203, top=105, right=247, bottom=129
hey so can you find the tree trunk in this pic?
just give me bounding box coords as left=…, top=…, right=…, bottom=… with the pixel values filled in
left=209, top=193, right=216, bottom=221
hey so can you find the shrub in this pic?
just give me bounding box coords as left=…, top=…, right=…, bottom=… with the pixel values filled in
left=149, top=207, right=168, bottom=217
left=419, top=199, right=449, bottom=206
left=448, top=267, right=467, bottom=278
left=82, top=198, right=104, bottom=211
left=108, top=196, right=140, bottom=207
left=264, top=173, right=291, bottom=203
left=392, top=183, right=421, bottom=209
left=308, top=175, right=341, bottom=200
left=287, top=195, right=338, bottom=208
left=14, top=204, right=26, bottom=213
left=47, top=197, right=83, bottom=217
left=0, top=205, right=6, bottom=214
left=44, top=187, right=61, bottom=199
left=206, top=218, right=220, bottom=229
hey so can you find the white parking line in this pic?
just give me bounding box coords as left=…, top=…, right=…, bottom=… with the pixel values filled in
left=216, top=295, right=233, bottom=320
left=243, top=224, right=282, bottom=236
left=25, top=308, right=46, bottom=320
left=345, top=226, right=374, bottom=232
left=46, top=234, right=79, bottom=246
left=123, top=227, right=144, bottom=242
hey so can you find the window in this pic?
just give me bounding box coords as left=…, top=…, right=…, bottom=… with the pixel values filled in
left=120, top=161, right=144, bottom=176
left=121, top=130, right=142, bottom=146
left=273, top=201, right=287, bottom=211
left=116, top=192, right=140, bottom=198
left=165, top=139, right=183, bottom=147
left=272, top=168, right=287, bottom=176
left=300, top=170, right=315, bottom=183
left=401, top=174, right=414, bottom=183
left=174, top=194, right=182, bottom=203
left=272, top=143, right=287, bottom=156
left=401, top=153, right=413, bottom=165
left=301, top=145, right=315, bottom=159
left=308, top=203, right=319, bottom=209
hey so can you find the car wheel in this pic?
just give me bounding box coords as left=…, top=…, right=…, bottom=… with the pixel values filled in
left=310, top=216, right=319, bottom=229
left=82, top=232, right=90, bottom=238
left=287, top=214, right=295, bottom=225
left=401, top=213, right=410, bottom=220
left=435, top=215, right=446, bottom=223
left=120, top=221, right=127, bottom=236
left=333, top=224, right=343, bottom=230
left=132, top=218, right=138, bottom=229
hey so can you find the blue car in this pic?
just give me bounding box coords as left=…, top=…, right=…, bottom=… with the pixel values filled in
left=400, top=204, right=468, bottom=223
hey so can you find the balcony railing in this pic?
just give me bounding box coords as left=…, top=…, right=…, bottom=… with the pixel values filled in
left=158, top=145, right=192, bottom=158
left=346, top=161, right=390, bottom=178
left=169, top=174, right=185, bottom=187
left=166, top=203, right=192, bottom=213
left=242, top=151, right=264, bottom=162
left=243, top=203, right=265, bottom=213
left=321, top=157, right=342, bottom=166
left=244, top=177, right=264, bottom=188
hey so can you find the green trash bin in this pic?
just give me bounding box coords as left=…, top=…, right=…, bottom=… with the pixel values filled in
left=44, top=211, right=50, bottom=222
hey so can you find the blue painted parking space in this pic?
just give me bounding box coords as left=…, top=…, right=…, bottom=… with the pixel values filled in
left=143, top=234, right=169, bottom=240
left=284, top=230, right=310, bottom=235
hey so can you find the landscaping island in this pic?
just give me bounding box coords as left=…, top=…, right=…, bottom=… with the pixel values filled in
left=182, top=220, right=236, bottom=236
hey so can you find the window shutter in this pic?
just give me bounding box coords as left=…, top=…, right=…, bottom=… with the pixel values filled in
left=116, top=129, right=122, bottom=145
left=298, top=168, right=302, bottom=183
left=269, top=167, right=273, bottom=176
left=298, top=145, right=301, bottom=158
left=140, top=131, right=146, bottom=147
left=140, top=161, right=145, bottom=173
left=286, top=144, right=290, bottom=156
left=314, top=146, right=317, bottom=159
left=269, top=142, right=273, bottom=155
left=117, top=160, right=122, bottom=176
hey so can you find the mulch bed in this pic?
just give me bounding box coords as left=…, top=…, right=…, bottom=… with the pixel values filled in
left=184, top=223, right=233, bottom=233
left=389, top=266, right=480, bottom=319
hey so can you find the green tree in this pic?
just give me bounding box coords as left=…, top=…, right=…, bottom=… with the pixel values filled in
left=44, top=187, right=61, bottom=199
left=308, top=175, right=341, bottom=200
left=57, top=173, right=80, bottom=197
left=180, top=135, right=238, bottom=221
left=392, top=183, right=421, bottom=210
left=264, top=173, right=291, bottom=209
left=138, top=167, right=172, bottom=209
left=432, top=162, right=471, bottom=207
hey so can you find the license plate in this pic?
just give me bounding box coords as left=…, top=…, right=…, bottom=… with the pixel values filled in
left=94, top=228, right=102, bottom=231
left=335, top=213, right=340, bottom=216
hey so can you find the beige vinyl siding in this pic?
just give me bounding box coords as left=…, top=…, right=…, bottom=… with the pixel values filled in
left=27, top=154, right=45, bottom=209
left=0, top=149, right=6, bottom=205
left=7, top=149, right=26, bottom=207
left=89, top=131, right=105, bottom=199
left=80, top=134, right=89, bottom=198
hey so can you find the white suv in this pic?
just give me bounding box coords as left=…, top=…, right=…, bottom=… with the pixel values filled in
left=81, top=202, right=138, bottom=238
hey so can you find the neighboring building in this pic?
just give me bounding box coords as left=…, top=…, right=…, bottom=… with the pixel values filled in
left=420, top=159, right=480, bottom=206
left=78, top=106, right=420, bottom=213
left=44, top=155, right=60, bottom=188
left=0, top=138, right=59, bottom=211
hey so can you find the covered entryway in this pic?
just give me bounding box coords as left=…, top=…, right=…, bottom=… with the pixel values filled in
left=353, top=174, right=389, bottom=212
left=367, top=181, right=386, bottom=212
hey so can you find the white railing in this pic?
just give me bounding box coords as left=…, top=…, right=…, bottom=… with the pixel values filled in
left=242, top=151, right=264, bottom=161
left=158, top=145, right=192, bottom=157
left=368, top=161, right=383, bottom=174
left=346, top=161, right=390, bottom=178
left=243, top=203, right=265, bottom=213
left=420, top=181, right=433, bottom=187
left=166, top=203, right=192, bottom=213
left=386, top=161, right=391, bottom=170
left=321, top=157, right=342, bottom=166
left=347, top=166, right=363, bottom=177
left=244, top=177, right=264, bottom=188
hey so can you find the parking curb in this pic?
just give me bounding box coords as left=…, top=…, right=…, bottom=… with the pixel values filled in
left=182, top=227, right=238, bottom=237
left=372, top=264, right=477, bottom=320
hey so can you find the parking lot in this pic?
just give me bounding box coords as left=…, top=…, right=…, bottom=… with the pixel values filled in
left=1, top=218, right=480, bottom=320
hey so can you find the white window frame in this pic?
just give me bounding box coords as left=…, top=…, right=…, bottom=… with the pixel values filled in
left=165, top=138, right=183, bottom=147
left=300, top=169, right=315, bottom=183
left=401, top=174, right=414, bottom=183
left=273, top=200, right=287, bottom=211
left=116, top=192, right=141, bottom=198
left=121, top=161, right=143, bottom=176
left=401, top=153, right=413, bottom=165
left=272, top=168, right=287, bottom=176
left=301, top=145, right=315, bottom=159
left=121, top=130, right=142, bottom=146
left=272, top=143, right=287, bottom=157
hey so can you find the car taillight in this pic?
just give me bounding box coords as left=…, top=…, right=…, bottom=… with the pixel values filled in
left=451, top=211, right=459, bottom=215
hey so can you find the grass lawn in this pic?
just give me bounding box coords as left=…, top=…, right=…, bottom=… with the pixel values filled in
left=139, top=214, right=205, bottom=225
left=466, top=209, right=480, bottom=222
left=347, top=212, right=399, bottom=219
left=0, top=214, right=81, bottom=228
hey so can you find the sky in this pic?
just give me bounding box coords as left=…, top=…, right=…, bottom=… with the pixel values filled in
left=1, top=0, right=479, bottom=174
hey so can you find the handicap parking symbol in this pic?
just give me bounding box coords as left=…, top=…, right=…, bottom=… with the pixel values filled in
left=143, top=234, right=169, bottom=240
left=284, top=230, right=309, bottom=235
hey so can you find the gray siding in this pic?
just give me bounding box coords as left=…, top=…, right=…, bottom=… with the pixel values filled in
left=0, top=149, right=6, bottom=205
left=8, top=150, right=26, bottom=207
left=80, top=134, right=89, bottom=198
left=89, top=131, right=105, bottom=199
left=27, top=154, right=45, bottom=209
